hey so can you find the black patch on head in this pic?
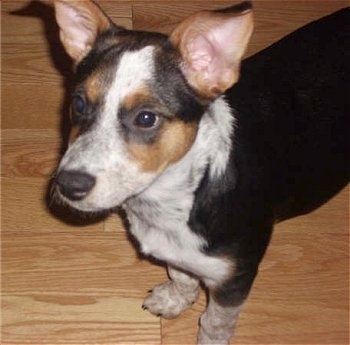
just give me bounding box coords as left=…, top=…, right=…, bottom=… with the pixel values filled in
left=75, top=26, right=170, bottom=83
left=117, top=36, right=207, bottom=146
left=152, top=39, right=207, bottom=123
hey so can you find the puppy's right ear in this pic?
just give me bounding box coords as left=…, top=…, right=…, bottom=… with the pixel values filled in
left=54, top=0, right=112, bottom=62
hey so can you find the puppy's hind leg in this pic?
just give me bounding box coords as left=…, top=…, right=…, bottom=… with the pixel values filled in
left=143, top=266, right=200, bottom=319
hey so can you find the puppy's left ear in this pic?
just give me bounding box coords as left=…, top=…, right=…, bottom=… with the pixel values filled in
left=54, top=0, right=112, bottom=62
left=170, top=2, right=253, bottom=99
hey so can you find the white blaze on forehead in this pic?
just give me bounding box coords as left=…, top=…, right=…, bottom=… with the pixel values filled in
left=102, top=45, right=156, bottom=125
left=57, top=46, right=159, bottom=211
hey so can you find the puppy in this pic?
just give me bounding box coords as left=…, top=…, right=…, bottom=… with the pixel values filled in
left=53, top=0, right=349, bottom=343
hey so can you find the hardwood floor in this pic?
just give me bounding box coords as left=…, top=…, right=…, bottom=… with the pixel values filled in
left=1, top=1, right=349, bottom=344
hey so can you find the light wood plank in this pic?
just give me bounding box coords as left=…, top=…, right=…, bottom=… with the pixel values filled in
left=2, top=43, right=65, bottom=85
left=2, top=85, right=66, bottom=130
left=2, top=229, right=166, bottom=293
left=2, top=130, right=61, bottom=177
left=2, top=294, right=161, bottom=344
left=2, top=217, right=165, bottom=343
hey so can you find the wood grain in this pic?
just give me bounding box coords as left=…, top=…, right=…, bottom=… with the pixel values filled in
left=1, top=0, right=348, bottom=344
left=132, top=1, right=348, bottom=57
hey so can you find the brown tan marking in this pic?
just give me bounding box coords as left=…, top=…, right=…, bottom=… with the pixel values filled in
left=69, top=103, right=81, bottom=144
left=68, top=71, right=106, bottom=145
left=85, top=72, right=104, bottom=104
left=68, top=125, right=80, bottom=145
left=128, top=119, right=198, bottom=173
left=122, top=88, right=153, bottom=112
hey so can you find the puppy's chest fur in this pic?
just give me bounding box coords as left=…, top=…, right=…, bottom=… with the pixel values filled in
left=125, top=192, right=232, bottom=287
left=125, top=194, right=200, bottom=266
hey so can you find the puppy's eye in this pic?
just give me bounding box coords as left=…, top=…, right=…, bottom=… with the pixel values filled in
left=72, top=95, right=86, bottom=114
left=134, top=111, right=159, bottom=128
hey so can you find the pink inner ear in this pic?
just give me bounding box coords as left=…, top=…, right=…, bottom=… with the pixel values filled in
left=189, top=16, right=249, bottom=71
left=187, top=35, right=214, bottom=71
left=185, top=29, right=234, bottom=87
left=59, top=5, right=95, bottom=52
left=176, top=10, right=253, bottom=97
left=55, top=0, right=112, bottom=61
left=211, top=16, right=251, bottom=62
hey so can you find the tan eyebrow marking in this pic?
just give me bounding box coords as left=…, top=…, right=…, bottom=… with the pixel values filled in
left=122, top=87, right=152, bottom=111
left=128, top=119, right=198, bottom=172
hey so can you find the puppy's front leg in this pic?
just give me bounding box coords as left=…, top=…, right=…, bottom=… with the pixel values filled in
left=198, top=267, right=257, bottom=345
left=143, top=266, right=200, bottom=319
left=198, top=297, right=243, bottom=345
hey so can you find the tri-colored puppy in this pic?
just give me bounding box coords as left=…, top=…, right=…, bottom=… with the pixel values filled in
left=53, top=0, right=349, bottom=343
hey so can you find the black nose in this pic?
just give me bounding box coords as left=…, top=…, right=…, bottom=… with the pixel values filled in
left=56, top=170, right=96, bottom=201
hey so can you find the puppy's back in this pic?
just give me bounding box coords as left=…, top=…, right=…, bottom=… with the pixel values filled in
left=227, top=8, right=349, bottom=220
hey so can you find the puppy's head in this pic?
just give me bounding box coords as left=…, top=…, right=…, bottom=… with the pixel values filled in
left=53, top=0, right=253, bottom=212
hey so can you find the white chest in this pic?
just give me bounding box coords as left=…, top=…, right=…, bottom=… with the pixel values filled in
left=125, top=207, right=231, bottom=287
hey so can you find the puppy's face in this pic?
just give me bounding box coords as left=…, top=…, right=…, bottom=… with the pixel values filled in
left=58, top=32, right=203, bottom=211
left=53, top=0, right=253, bottom=212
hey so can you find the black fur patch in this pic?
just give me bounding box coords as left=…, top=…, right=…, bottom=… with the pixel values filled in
left=190, top=8, right=349, bottom=307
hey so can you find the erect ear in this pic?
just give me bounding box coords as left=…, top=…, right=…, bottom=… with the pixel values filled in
left=170, top=2, right=253, bottom=100
left=54, top=0, right=112, bottom=62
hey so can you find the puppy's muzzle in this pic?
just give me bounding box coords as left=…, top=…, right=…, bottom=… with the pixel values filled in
left=56, top=170, right=96, bottom=201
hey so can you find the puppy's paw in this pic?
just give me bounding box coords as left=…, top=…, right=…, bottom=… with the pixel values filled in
left=198, top=330, right=230, bottom=345
left=142, top=280, right=199, bottom=319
